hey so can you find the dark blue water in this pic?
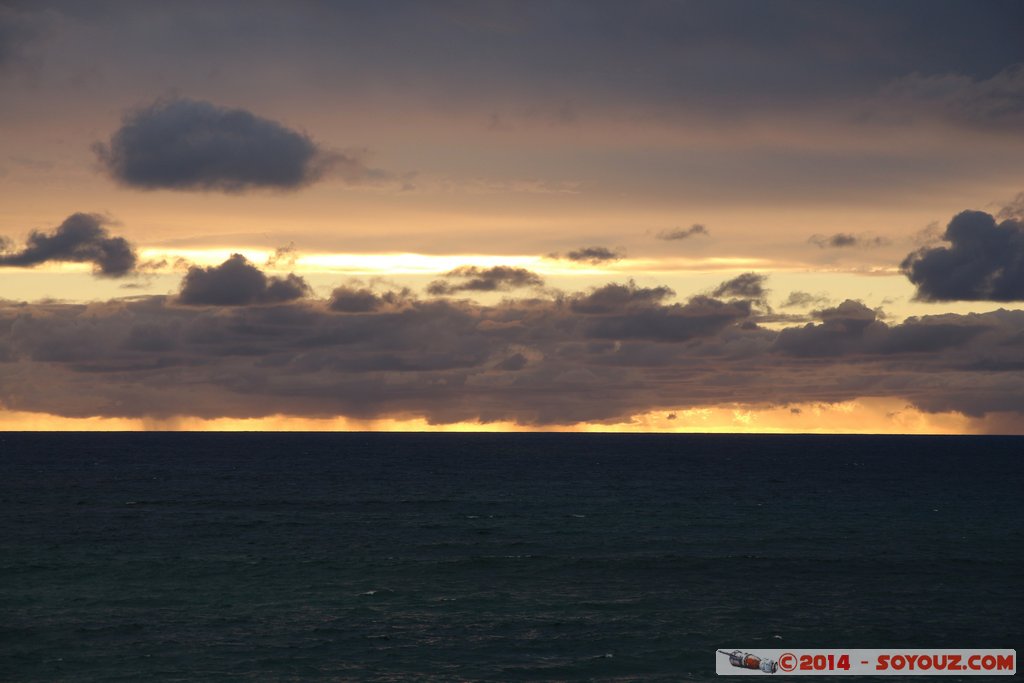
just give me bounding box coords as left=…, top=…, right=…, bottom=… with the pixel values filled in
left=1, top=434, right=1021, bottom=681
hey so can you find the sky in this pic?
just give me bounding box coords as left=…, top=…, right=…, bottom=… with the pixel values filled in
left=2, top=0, right=1024, bottom=433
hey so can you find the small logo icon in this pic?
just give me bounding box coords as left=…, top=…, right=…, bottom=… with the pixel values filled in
left=718, top=649, right=778, bottom=674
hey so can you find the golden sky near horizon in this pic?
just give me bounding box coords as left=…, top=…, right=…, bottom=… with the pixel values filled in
left=2, top=1, right=1024, bottom=432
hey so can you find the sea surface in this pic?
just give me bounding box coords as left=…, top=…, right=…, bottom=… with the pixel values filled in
left=1, top=433, right=1021, bottom=681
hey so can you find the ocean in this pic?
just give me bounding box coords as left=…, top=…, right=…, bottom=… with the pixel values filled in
left=1, top=433, right=1021, bottom=681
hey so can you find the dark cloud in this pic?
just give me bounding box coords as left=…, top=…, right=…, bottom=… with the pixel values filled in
left=901, top=209, right=1024, bottom=301
left=553, top=246, right=624, bottom=264
left=876, top=321, right=987, bottom=355
left=93, top=98, right=368, bottom=193
left=809, top=233, right=890, bottom=248
left=583, top=295, right=752, bottom=342
left=711, top=273, right=767, bottom=300
left=656, top=224, right=708, bottom=241
left=569, top=280, right=674, bottom=314
left=827, top=234, right=857, bottom=248
left=813, top=299, right=880, bottom=325
left=0, top=213, right=137, bottom=277
left=774, top=300, right=878, bottom=357
left=1, top=289, right=1022, bottom=427
left=775, top=300, right=988, bottom=357
left=427, top=266, right=544, bottom=295
left=178, top=254, right=310, bottom=306
left=7, top=2, right=1024, bottom=217
left=881, top=65, right=1024, bottom=131
left=495, top=352, right=528, bottom=372
left=329, top=285, right=414, bottom=313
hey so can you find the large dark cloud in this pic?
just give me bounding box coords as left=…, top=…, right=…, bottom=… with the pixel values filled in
left=427, top=266, right=544, bottom=295
left=178, top=254, right=310, bottom=306
left=0, top=213, right=137, bottom=277
left=1, top=281, right=1022, bottom=426
left=901, top=209, right=1024, bottom=301
left=93, top=98, right=358, bottom=193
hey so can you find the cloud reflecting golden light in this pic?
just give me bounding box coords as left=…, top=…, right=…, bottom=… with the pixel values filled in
left=3, top=398, right=1015, bottom=434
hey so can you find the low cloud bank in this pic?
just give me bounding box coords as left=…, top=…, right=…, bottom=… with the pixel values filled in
left=2, top=272, right=1021, bottom=426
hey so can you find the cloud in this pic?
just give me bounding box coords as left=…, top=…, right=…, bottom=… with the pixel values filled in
left=656, top=224, right=709, bottom=241
left=780, top=291, right=830, bottom=309
left=18, top=3, right=1024, bottom=120
left=178, top=254, right=310, bottom=305
left=93, top=98, right=368, bottom=193
left=329, top=284, right=414, bottom=313
left=582, top=295, right=752, bottom=342
left=809, top=233, right=891, bottom=248
left=881, top=65, right=1024, bottom=131
left=569, top=280, right=674, bottom=314
left=774, top=300, right=878, bottom=357
left=265, top=243, right=298, bottom=268
left=998, top=192, right=1024, bottom=221
left=901, top=209, right=1024, bottom=301
left=427, top=266, right=544, bottom=295
left=0, top=213, right=137, bottom=277
left=1, top=287, right=1022, bottom=426
left=551, top=246, right=624, bottom=264
left=774, top=299, right=989, bottom=358
left=711, top=272, right=767, bottom=300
